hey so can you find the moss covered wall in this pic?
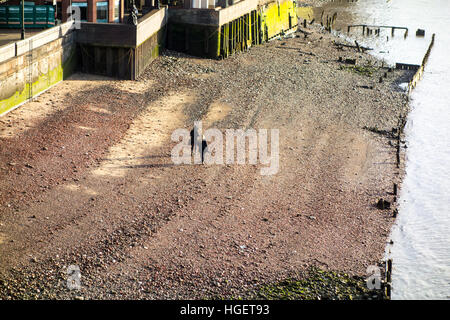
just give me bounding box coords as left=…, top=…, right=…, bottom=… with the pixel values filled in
left=262, top=0, right=298, bottom=40
left=168, top=0, right=298, bottom=59
left=135, top=25, right=166, bottom=78
left=0, top=32, right=77, bottom=117
left=296, top=5, right=314, bottom=21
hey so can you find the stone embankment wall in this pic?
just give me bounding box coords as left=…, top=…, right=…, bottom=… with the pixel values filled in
left=0, top=21, right=77, bottom=116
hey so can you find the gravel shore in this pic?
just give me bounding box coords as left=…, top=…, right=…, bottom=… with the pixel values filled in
left=0, top=24, right=409, bottom=299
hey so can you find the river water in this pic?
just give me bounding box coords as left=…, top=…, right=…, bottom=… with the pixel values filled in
left=309, top=0, right=450, bottom=299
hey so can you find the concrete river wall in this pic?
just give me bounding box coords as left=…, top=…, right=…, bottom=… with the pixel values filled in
left=0, top=21, right=77, bottom=116
left=168, top=0, right=298, bottom=58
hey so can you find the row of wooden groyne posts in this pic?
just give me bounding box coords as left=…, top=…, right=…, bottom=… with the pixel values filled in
left=355, top=33, right=435, bottom=298
left=348, top=23, right=436, bottom=299
left=315, top=6, right=437, bottom=300
left=382, top=33, right=436, bottom=300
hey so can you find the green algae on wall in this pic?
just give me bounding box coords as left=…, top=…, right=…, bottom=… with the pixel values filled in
left=296, top=6, right=314, bottom=21
left=134, top=25, right=166, bottom=79
left=168, top=0, right=298, bottom=59
left=262, top=0, right=298, bottom=40
left=219, top=12, right=253, bottom=59
left=0, top=45, right=77, bottom=117
left=221, top=0, right=298, bottom=57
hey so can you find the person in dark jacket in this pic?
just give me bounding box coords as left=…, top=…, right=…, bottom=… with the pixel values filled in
left=190, top=127, right=208, bottom=163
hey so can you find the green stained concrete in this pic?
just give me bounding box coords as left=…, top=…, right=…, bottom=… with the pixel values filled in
left=169, top=0, right=298, bottom=59
left=263, top=0, right=298, bottom=39
left=0, top=46, right=77, bottom=117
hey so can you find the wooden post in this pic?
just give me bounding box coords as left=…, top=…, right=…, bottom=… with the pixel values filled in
left=241, top=16, right=244, bottom=50
left=385, top=283, right=392, bottom=299
left=355, top=40, right=361, bottom=52
left=231, top=20, right=234, bottom=53
left=386, top=270, right=392, bottom=283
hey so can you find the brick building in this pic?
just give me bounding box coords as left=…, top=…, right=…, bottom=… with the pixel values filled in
left=61, top=0, right=125, bottom=23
